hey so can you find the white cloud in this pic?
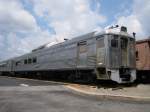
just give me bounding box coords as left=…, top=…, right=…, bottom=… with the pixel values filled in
left=0, top=0, right=37, bottom=33
left=117, top=15, right=144, bottom=37
left=133, top=0, right=150, bottom=36
left=0, top=0, right=107, bottom=60
left=0, top=0, right=52, bottom=60
left=0, top=30, right=53, bottom=60
left=115, top=0, right=150, bottom=40
left=0, top=0, right=106, bottom=60
left=32, top=0, right=106, bottom=37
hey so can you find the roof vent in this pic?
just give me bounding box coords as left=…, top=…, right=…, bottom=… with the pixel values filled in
left=64, top=38, right=68, bottom=41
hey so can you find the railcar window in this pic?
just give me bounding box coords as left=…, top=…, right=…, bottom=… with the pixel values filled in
left=16, top=61, right=21, bottom=66
left=32, top=57, right=37, bottom=63
left=28, top=58, right=32, bottom=64
left=111, top=35, right=118, bottom=48
left=130, top=38, right=135, bottom=50
left=78, top=41, right=87, bottom=53
left=24, top=59, right=27, bottom=64
left=121, top=37, right=128, bottom=49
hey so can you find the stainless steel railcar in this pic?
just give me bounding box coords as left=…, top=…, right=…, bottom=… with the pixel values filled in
left=0, top=26, right=136, bottom=83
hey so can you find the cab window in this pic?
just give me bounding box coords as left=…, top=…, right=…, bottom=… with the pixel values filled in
left=111, top=35, right=118, bottom=48
left=24, top=59, right=27, bottom=64
left=28, top=58, right=32, bottom=64
left=32, top=57, right=37, bottom=63
left=121, top=37, right=128, bottom=49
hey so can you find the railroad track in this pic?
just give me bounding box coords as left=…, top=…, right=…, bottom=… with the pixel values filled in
left=0, top=74, right=138, bottom=89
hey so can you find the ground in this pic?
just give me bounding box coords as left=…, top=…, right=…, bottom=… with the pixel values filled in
left=0, top=76, right=150, bottom=112
left=66, top=83, right=150, bottom=101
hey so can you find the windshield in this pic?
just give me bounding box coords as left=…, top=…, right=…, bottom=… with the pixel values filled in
left=110, top=35, right=129, bottom=49
left=121, top=37, right=128, bottom=49
left=111, top=35, right=118, bottom=48
left=109, top=35, right=135, bottom=68
left=129, top=37, right=136, bottom=67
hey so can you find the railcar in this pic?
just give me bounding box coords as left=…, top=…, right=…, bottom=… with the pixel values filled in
left=136, top=39, right=150, bottom=82
left=0, top=26, right=136, bottom=83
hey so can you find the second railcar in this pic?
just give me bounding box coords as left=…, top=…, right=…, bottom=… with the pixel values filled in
left=136, top=38, right=150, bottom=82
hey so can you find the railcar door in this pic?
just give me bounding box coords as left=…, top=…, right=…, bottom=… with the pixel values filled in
left=109, top=35, right=120, bottom=68
left=96, top=37, right=105, bottom=66
left=77, top=41, right=87, bottom=68
left=96, top=36, right=108, bottom=79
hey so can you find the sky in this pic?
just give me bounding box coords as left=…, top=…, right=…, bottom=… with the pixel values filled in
left=0, top=0, right=150, bottom=60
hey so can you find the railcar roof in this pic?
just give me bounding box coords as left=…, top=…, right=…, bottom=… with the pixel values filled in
left=136, top=38, right=150, bottom=44
left=32, top=31, right=96, bottom=52
left=32, top=30, right=132, bottom=52
left=0, top=29, right=133, bottom=63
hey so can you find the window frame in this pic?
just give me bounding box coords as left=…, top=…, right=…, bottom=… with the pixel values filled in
left=28, top=58, right=32, bottom=64
left=121, top=37, right=128, bottom=49
left=24, top=59, right=28, bottom=64
left=111, top=35, right=119, bottom=48
left=78, top=41, right=87, bottom=53
left=32, top=57, right=37, bottom=63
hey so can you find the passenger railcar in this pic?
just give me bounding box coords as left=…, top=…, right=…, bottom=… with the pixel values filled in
left=0, top=26, right=136, bottom=83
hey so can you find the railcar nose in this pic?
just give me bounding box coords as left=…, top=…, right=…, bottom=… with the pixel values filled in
left=107, top=34, right=136, bottom=83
